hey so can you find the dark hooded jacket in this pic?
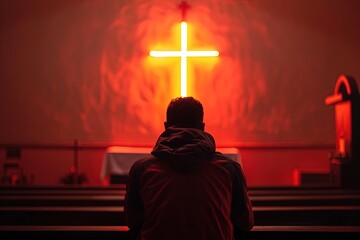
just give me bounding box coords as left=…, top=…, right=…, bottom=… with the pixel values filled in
left=124, top=127, right=254, bottom=240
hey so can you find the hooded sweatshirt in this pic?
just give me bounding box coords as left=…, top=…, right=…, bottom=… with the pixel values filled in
left=124, top=127, right=254, bottom=240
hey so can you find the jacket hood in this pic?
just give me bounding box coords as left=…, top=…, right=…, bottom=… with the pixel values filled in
left=151, top=127, right=216, bottom=174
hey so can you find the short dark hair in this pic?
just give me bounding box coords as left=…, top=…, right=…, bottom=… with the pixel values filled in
left=166, top=97, right=204, bottom=128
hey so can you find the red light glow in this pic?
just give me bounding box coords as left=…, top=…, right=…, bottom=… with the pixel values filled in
left=1, top=0, right=351, bottom=145
left=150, top=21, right=219, bottom=97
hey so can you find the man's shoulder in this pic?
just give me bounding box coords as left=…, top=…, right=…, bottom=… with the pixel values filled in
left=214, top=152, right=239, bottom=164
left=213, top=152, right=243, bottom=172
left=131, top=154, right=159, bottom=169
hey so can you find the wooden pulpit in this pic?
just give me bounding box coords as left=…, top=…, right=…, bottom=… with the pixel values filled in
left=325, top=74, right=360, bottom=188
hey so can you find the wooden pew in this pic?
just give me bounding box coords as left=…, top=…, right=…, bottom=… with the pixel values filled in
left=1, top=186, right=360, bottom=227
left=1, top=187, right=360, bottom=207
left=1, top=205, right=360, bottom=226
left=0, top=195, right=125, bottom=207
left=0, top=185, right=126, bottom=196
left=1, top=225, right=360, bottom=240
left=2, top=185, right=359, bottom=199
left=2, top=193, right=360, bottom=207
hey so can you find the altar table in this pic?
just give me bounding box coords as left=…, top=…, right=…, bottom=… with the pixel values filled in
left=100, top=146, right=241, bottom=180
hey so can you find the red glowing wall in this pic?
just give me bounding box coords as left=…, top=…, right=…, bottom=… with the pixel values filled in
left=1, top=0, right=360, bottom=146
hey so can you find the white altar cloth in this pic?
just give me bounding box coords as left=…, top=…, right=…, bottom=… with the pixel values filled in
left=100, top=146, right=241, bottom=179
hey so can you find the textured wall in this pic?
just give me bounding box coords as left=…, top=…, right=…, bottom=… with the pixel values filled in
left=1, top=0, right=360, bottom=145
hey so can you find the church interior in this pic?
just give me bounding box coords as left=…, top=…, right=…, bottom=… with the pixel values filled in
left=1, top=0, right=360, bottom=239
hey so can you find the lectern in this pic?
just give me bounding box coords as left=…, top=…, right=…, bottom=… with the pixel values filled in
left=325, top=74, right=360, bottom=188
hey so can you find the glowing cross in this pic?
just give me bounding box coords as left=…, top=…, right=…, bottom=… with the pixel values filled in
left=149, top=1, right=219, bottom=97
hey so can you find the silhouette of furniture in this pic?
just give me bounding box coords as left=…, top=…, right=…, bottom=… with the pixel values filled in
left=325, top=74, right=360, bottom=188
left=101, top=146, right=241, bottom=184
left=1, top=147, right=23, bottom=185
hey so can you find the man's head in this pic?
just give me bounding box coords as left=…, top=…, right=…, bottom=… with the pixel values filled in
left=165, top=97, right=205, bottom=130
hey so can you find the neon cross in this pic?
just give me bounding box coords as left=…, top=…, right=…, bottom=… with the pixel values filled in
left=149, top=21, right=219, bottom=97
